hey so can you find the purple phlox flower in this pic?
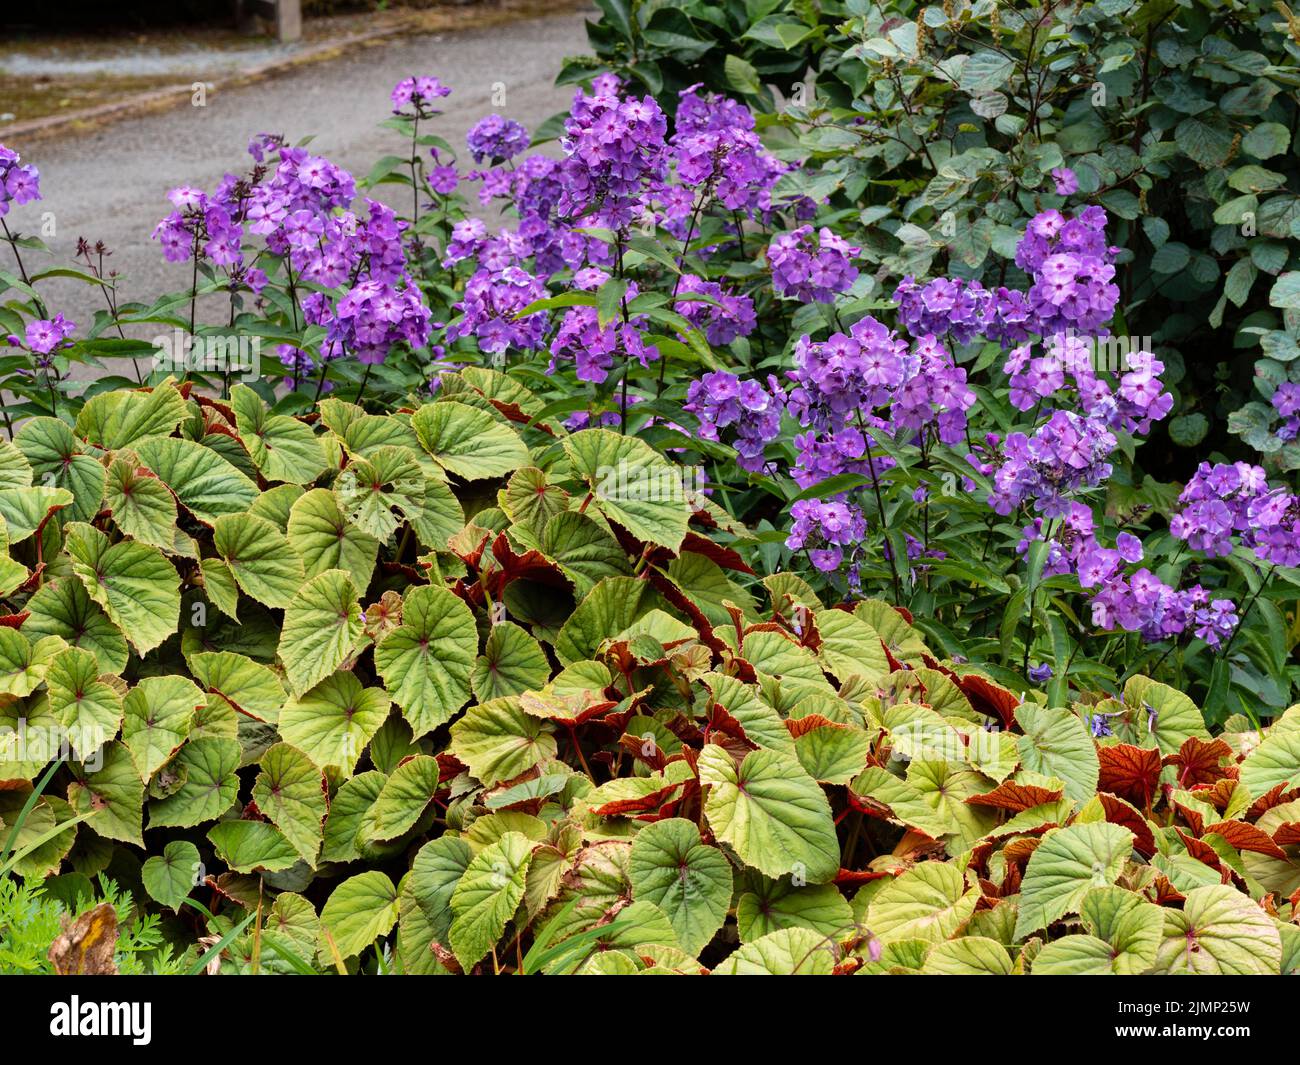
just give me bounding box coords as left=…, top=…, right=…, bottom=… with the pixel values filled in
left=673, top=275, right=756, bottom=346
left=558, top=86, right=668, bottom=228
left=1013, top=207, right=1119, bottom=338
left=785, top=497, right=868, bottom=574
left=669, top=86, right=787, bottom=217
left=1050, top=167, right=1078, bottom=196
left=23, top=313, right=76, bottom=356
left=987, top=409, right=1116, bottom=517
left=391, top=76, right=452, bottom=114
left=786, top=316, right=911, bottom=434
left=428, top=148, right=460, bottom=196
left=684, top=370, right=786, bottom=471
left=548, top=282, right=659, bottom=383
left=1089, top=713, right=1115, bottom=738
left=447, top=264, right=547, bottom=356
left=767, top=225, right=859, bottom=303
left=1171, top=461, right=1300, bottom=568
left=0, top=144, right=41, bottom=215
left=466, top=115, right=531, bottom=165
left=1270, top=382, right=1300, bottom=442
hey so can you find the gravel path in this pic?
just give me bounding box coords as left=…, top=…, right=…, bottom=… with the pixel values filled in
left=9, top=11, right=590, bottom=369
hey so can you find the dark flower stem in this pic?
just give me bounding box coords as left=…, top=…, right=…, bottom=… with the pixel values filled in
left=1220, top=563, right=1275, bottom=659
left=856, top=412, right=902, bottom=604
left=1, top=218, right=48, bottom=317
left=656, top=189, right=709, bottom=400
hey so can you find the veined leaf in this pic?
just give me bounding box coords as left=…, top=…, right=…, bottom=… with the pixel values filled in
left=103, top=459, right=177, bottom=551
left=75, top=378, right=186, bottom=450
left=412, top=400, right=529, bottom=481
left=471, top=622, right=550, bottom=702
left=0, top=485, right=74, bottom=542
left=564, top=429, right=690, bottom=551
left=449, top=697, right=557, bottom=787
left=319, top=871, right=399, bottom=960
left=64, top=521, right=180, bottom=655
left=0, top=629, right=64, bottom=696
left=923, top=936, right=1013, bottom=975
left=199, top=558, right=240, bottom=620
left=209, top=820, right=300, bottom=874
left=287, top=487, right=378, bottom=593
left=22, top=578, right=128, bottom=675
left=711, top=927, right=835, bottom=975
left=735, top=877, right=854, bottom=943
left=499, top=467, right=569, bottom=532
left=866, top=862, right=978, bottom=945
left=67, top=743, right=144, bottom=846
left=278, top=671, right=389, bottom=774
left=14, top=418, right=104, bottom=524
left=335, top=445, right=426, bottom=542
left=373, top=584, right=477, bottom=737
left=1014, top=822, right=1135, bottom=939
left=367, top=754, right=440, bottom=842
left=448, top=831, right=534, bottom=970
left=253, top=742, right=327, bottom=866
left=699, top=744, right=839, bottom=884
left=1149, top=884, right=1282, bottom=975
left=122, top=675, right=204, bottom=781
left=230, top=383, right=327, bottom=484
left=141, top=840, right=201, bottom=910
left=278, top=569, right=363, bottom=696
left=148, top=738, right=241, bottom=828
left=1015, top=703, right=1099, bottom=803
left=46, top=646, right=122, bottom=745
left=189, top=650, right=285, bottom=723
left=134, top=436, right=258, bottom=524
left=213, top=512, right=305, bottom=608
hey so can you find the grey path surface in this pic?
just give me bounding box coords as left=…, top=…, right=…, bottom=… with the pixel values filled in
left=11, top=11, right=590, bottom=357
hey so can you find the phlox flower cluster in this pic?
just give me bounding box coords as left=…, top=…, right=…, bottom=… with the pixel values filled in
left=153, top=128, right=432, bottom=371
left=787, top=498, right=868, bottom=576
left=548, top=283, right=659, bottom=384
left=1013, top=206, right=1120, bottom=338
left=7, top=313, right=75, bottom=366
left=0, top=145, right=40, bottom=216
left=673, top=275, right=756, bottom=346
left=1006, top=337, right=1173, bottom=435
left=558, top=77, right=669, bottom=229
left=982, top=410, right=1116, bottom=518
left=447, top=265, right=548, bottom=355
left=466, top=115, right=531, bottom=164
left=1018, top=505, right=1238, bottom=648
left=304, top=274, right=432, bottom=366
left=893, top=276, right=1032, bottom=346
left=684, top=371, right=785, bottom=472
left=1171, top=461, right=1300, bottom=568
left=668, top=86, right=786, bottom=219
left=767, top=225, right=859, bottom=303
left=895, top=208, right=1120, bottom=349
left=1270, top=382, right=1300, bottom=442
left=786, top=318, right=973, bottom=446
left=391, top=76, right=451, bottom=114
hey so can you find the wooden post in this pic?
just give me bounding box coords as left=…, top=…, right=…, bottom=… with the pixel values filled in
left=276, top=0, right=302, bottom=42
left=235, top=0, right=301, bottom=42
